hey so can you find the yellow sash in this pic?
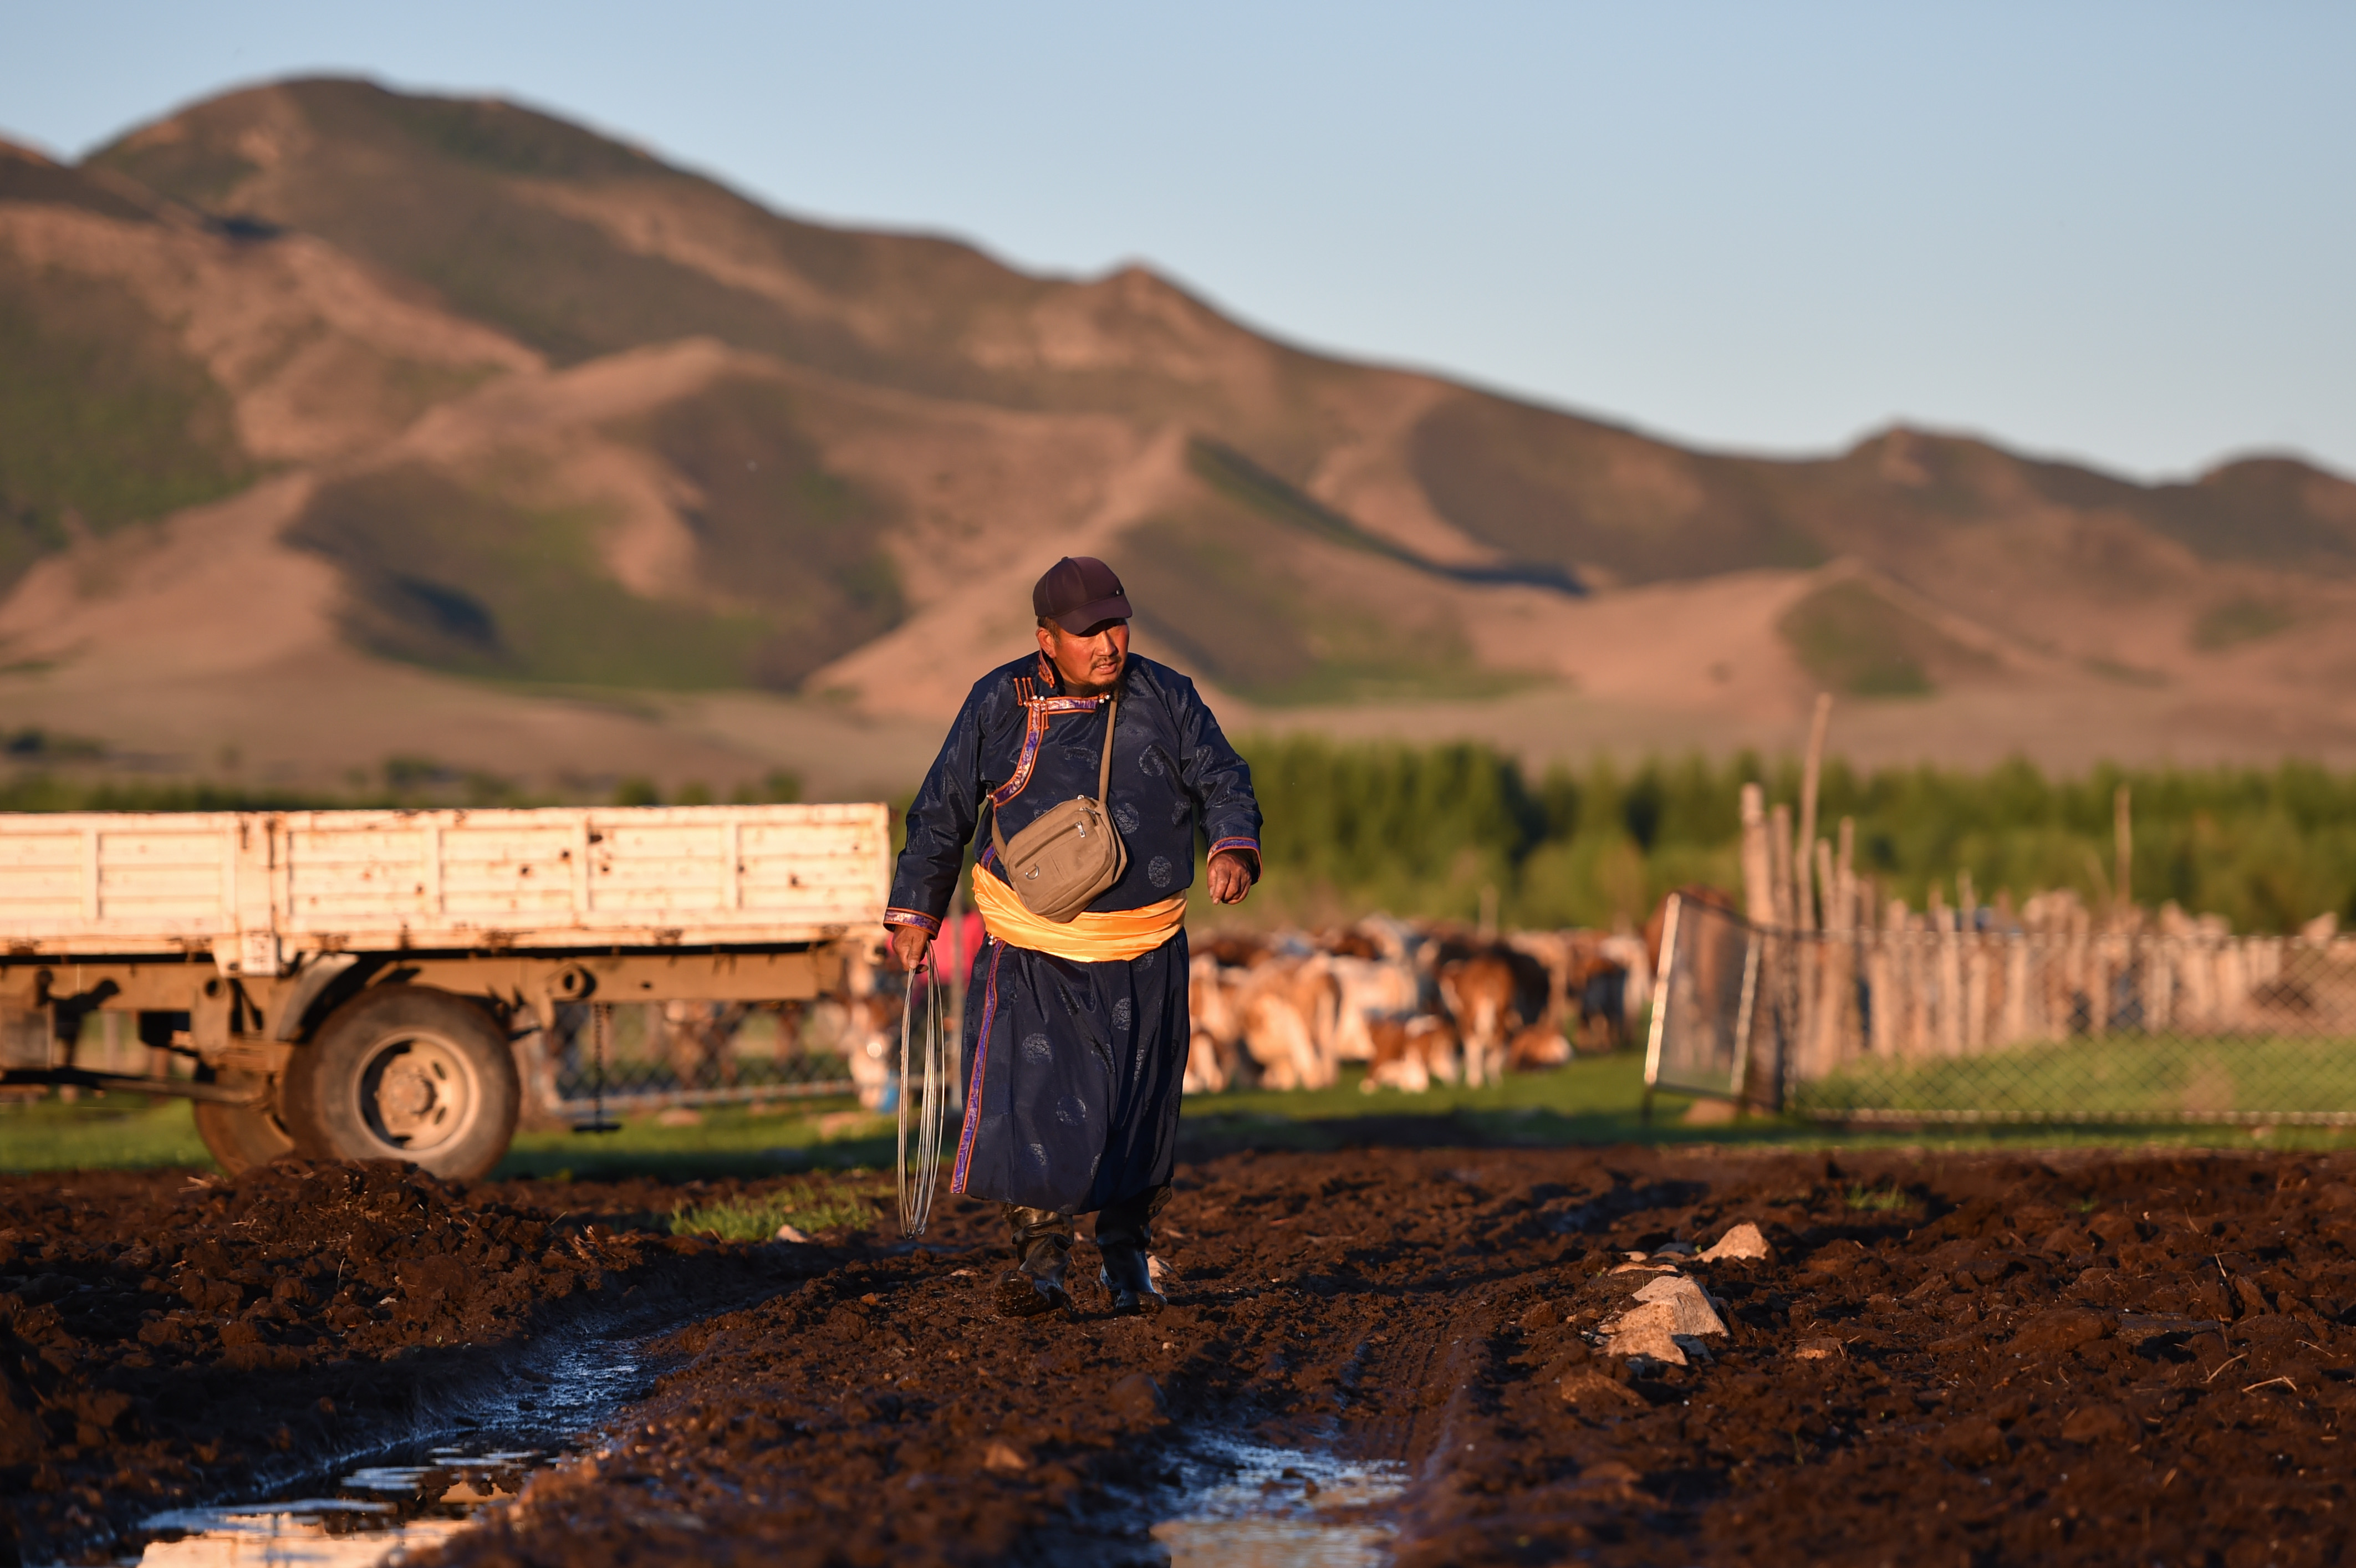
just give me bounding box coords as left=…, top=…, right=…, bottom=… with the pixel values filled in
left=970, top=869, right=1185, bottom=962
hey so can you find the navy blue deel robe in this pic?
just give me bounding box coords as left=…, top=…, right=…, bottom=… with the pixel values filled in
left=886, top=650, right=1262, bottom=1214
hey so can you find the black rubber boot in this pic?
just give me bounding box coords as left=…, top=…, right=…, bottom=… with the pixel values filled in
left=1095, top=1184, right=1170, bottom=1316
left=994, top=1204, right=1074, bottom=1319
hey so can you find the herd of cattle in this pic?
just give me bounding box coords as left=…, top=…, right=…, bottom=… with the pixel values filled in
left=820, top=902, right=1682, bottom=1109
left=1180, top=916, right=1656, bottom=1096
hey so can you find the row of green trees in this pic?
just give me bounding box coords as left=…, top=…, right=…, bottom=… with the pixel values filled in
left=0, top=760, right=803, bottom=814
left=1234, top=737, right=2356, bottom=935
left=6, top=741, right=2352, bottom=934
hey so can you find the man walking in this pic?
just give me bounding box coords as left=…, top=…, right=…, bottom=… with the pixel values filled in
left=886, top=556, right=1261, bottom=1319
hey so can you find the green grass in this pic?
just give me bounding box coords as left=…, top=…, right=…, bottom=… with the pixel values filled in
left=0, top=1094, right=902, bottom=1179
left=1794, top=1034, right=2356, bottom=1124
left=0, top=1096, right=216, bottom=1171
left=497, top=1100, right=896, bottom=1179
left=1179, top=1053, right=2356, bottom=1153
left=669, top=1181, right=875, bottom=1240
left=14, top=1051, right=2356, bottom=1179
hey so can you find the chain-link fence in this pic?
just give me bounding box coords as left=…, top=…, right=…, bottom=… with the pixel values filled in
left=1649, top=892, right=2356, bottom=1124
left=521, top=999, right=879, bottom=1118
left=4, top=980, right=953, bottom=1122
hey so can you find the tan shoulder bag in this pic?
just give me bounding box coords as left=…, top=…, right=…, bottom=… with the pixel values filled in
left=990, top=694, right=1129, bottom=923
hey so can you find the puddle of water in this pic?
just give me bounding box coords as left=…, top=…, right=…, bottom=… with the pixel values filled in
left=100, top=1317, right=1404, bottom=1568
left=115, top=1341, right=648, bottom=1568
left=131, top=1449, right=543, bottom=1568
left=1150, top=1442, right=1408, bottom=1568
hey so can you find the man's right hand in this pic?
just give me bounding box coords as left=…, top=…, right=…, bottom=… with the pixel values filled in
left=890, top=923, right=932, bottom=973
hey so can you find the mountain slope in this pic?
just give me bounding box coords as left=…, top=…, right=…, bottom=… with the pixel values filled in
left=1, top=78, right=2353, bottom=797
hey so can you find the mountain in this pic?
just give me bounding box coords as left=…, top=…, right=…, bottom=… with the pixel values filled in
left=3, top=77, right=2355, bottom=800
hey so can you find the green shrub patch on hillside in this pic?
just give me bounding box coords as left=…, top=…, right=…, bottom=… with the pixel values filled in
left=287, top=465, right=772, bottom=687
left=283, top=380, right=906, bottom=691
left=1776, top=579, right=1997, bottom=697
left=1121, top=491, right=1536, bottom=707
left=0, top=257, right=251, bottom=589
left=1407, top=392, right=1825, bottom=585
left=631, top=376, right=905, bottom=689
left=2191, top=596, right=2297, bottom=651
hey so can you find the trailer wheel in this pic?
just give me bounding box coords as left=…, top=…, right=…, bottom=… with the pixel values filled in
left=191, top=1071, right=296, bottom=1175
left=284, top=986, right=519, bottom=1180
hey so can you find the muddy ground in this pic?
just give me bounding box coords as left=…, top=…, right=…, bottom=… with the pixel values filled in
left=10, top=1146, right=2356, bottom=1566
left=0, top=1162, right=825, bottom=1565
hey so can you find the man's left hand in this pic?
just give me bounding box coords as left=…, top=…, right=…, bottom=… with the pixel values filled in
left=1207, top=849, right=1255, bottom=906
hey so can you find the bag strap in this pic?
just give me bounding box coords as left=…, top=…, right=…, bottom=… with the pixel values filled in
left=986, top=689, right=1120, bottom=862
left=1094, top=692, right=1119, bottom=805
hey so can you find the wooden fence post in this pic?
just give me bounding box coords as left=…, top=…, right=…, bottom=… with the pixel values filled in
left=1740, top=783, right=1775, bottom=927
left=1795, top=692, right=1832, bottom=932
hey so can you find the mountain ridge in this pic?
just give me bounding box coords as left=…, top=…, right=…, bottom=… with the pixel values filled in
left=2, top=75, right=2354, bottom=797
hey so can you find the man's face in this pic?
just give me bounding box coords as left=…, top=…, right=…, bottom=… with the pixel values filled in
left=1036, top=617, right=1129, bottom=693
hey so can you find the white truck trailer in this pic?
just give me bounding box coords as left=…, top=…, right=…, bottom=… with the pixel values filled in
left=0, top=804, right=891, bottom=1178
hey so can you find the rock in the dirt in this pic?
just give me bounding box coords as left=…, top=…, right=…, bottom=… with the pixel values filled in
left=1700, top=1222, right=1771, bottom=1263
left=1629, top=1274, right=1727, bottom=1337
left=774, top=1223, right=811, bottom=1244
left=1939, top=1416, right=2013, bottom=1468
left=2062, top=1403, right=2135, bottom=1443
left=982, top=1439, right=1029, bottom=1472
left=1603, top=1300, right=1690, bottom=1364
left=1794, top=1337, right=1847, bottom=1361
left=1560, top=1368, right=1644, bottom=1408
left=2010, top=1306, right=2116, bottom=1356
left=1110, top=1372, right=1167, bottom=1422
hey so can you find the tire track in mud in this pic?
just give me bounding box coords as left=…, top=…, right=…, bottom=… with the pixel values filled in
left=417, top=1150, right=1733, bottom=1567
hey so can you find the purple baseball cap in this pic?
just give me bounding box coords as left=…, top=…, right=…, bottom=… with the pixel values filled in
left=1032, top=556, right=1133, bottom=630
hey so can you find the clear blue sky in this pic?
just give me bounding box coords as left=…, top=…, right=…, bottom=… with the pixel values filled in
left=7, top=2, right=2350, bottom=480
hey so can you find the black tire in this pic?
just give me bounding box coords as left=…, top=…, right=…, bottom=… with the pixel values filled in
left=283, top=986, right=520, bottom=1180
left=191, top=1071, right=296, bottom=1175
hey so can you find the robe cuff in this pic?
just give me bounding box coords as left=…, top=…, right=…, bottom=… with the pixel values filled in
left=884, top=907, right=942, bottom=934
left=1207, top=837, right=1262, bottom=879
